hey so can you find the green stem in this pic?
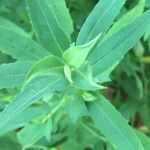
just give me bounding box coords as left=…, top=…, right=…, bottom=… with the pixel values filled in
left=42, top=98, right=67, bottom=123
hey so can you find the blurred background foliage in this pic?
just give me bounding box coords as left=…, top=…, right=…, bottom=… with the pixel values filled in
left=0, top=0, right=150, bottom=150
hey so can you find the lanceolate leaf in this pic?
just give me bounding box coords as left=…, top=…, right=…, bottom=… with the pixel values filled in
left=26, top=0, right=71, bottom=57
left=0, top=105, right=50, bottom=136
left=0, top=61, right=34, bottom=89
left=0, top=74, right=68, bottom=131
left=103, top=0, right=145, bottom=41
left=0, top=28, right=50, bottom=61
left=47, top=0, right=73, bottom=37
left=88, top=10, right=150, bottom=76
left=77, top=0, right=125, bottom=45
left=87, top=96, right=144, bottom=150
left=0, top=17, right=27, bottom=36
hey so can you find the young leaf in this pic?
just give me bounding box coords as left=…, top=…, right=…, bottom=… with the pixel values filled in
left=77, top=0, right=126, bottom=45
left=0, top=61, right=34, bottom=89
left=0, top=74, right=68, bottom=131
left=26, top=0, right=71, bottom=57
left=71, top=62, right=103, bottom=91
left=27, top=55, right=64, bottom=80
left=63, top=33, right=101, bottom=68
left=82, top=92, right=96, bottom=102
left=88, top=10, right=150, bottom=76
left=87, top=95, right=144, bottom=150
left=64, top=64, right=73, bottom=83
left=0, top=28, right=50, bottom=61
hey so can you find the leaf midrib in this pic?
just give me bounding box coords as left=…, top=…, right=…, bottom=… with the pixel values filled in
left=0, top=77, right=63, bottom=130
left=46, top=0, right=71, bottom=42
left=91, top=22, right=140, bottom=73
left=86, top=0, right=116, bottom=42
left=93, top=101, right=137, bottom=150
left=38, top=0, right=63, bottom=54
left=0, top=39, right=41, bottom=60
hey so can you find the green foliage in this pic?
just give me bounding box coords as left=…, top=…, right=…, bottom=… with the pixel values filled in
left=63, top=33, right=101, bottom=68
left=87, top=95, right=143, bottom=150
left=88, top=9, right=150, bottom=76
left=0, top=20, right=49, bottom=61
left=0, top=61, right=34, bottom=88
left=26, top=0, right=73, bottom=57
left=0, top=0, right=150, bottom=150
left=77, top=0, right=126, bottom=44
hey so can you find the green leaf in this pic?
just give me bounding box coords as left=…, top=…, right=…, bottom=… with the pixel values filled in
left=65, top=95, right=87, bottom=125
left=0, top=105, right=50, bottom=136
left=119, top=101, right=139, bottom=121
left=0, top=61, right=34, bottom=89
left=94, top=63, right=117, bottom=83
left=47, top=0, right=73, bottom=37
left=63, top=33, right=101, bottom=68
left=88, top=10, right=150, bottom=76
left=17, top=123, right=45, bottom=146
left=103, top=0, right=145, bottom=41
left=71, top=62, right=103, bottom=91
left=146, top=0, right=150, bottom=7
left=0, top=74, right=68, bottom=131
left=24, top=55, right=65, bottom=89
left=44, top=117, right=53, bottom=142
left=134, top=41, right=144, bottom=57
left=144, top=22, right=150, bottom=40
left=0, top=27, right=50, bottom=61
left=87, top=95, right=144, bottom=150
left=0, top=5, right=10, bottom=13
left=0, top=17, right=27, bottom=36
left=136, top=130, right=150, bottom=150
left=0, top=133, right=22, bottom=150
left=82, top=92, right=96, bottom=102
left=119, top=74, right=141, bottom=100
left=26, top=0, right=71, bottom=57
left=77, top=0, right=125, bottom=45
left=27, top=55, right=64, bottom=80
left=64, top=64, right=73, bottom=83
